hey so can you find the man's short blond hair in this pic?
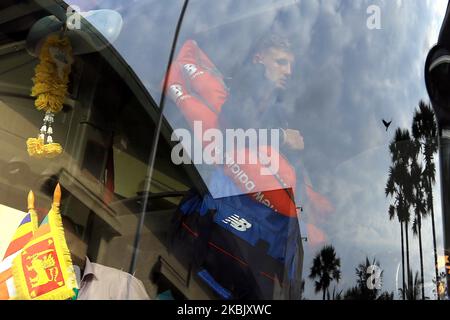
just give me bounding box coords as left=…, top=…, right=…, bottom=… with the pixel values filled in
left=254, top=33, right=292, bottom=55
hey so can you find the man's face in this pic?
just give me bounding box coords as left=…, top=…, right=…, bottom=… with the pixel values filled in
left=256, top=47, right=295, bottom=89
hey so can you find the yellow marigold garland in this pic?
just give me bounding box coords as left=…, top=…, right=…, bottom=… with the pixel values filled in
left=27, top=35, right=73, bottom=159
left=31, top=35, right=72, bottom=113
left=26, top=137, right=63, bottom=159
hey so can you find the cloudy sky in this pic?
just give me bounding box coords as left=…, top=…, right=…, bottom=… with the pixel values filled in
left=67, top=0, right=449, bottom=299
left=282, top=0, right=448, bottom=299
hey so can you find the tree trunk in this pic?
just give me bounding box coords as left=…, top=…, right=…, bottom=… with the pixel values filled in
left=430, top=203, right=440, bottom=300
left=405, top=222, right=412, bottom=289
left=418, top=215, right=425, bottom=300
left=401, top=221, right=406, bottom=300
left=323, top=288, right=326, bottom=300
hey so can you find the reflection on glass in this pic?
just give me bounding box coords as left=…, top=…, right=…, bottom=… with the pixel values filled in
left=162, top=0, right=448, bottom=300
left=342, top=257, right=394, bottom=300
left=165, top=21, right=306, bottom=300
left=0, top=0, right=449, bottom=300
left=386, top=101, right=440, bottom=300
left=309, top=245, right=341, bottom=300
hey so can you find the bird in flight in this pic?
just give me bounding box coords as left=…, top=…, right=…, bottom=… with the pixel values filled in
left=382, top=119, right=392, bottom=131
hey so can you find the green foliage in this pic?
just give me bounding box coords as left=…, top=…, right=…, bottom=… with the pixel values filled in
left=309, top=245, right=342, bottom=300
left=343, top=257, right=393, bottom=300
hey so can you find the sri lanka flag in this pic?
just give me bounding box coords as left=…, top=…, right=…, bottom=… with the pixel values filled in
left=11, top=184, right=77, bottom=300
left=0, top=192, right=38, bottom=300
left=2, top=209, right=38, bottom=261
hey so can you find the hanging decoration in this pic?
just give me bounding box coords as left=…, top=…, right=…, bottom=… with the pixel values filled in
left=26, top=34, right=74, bottom=159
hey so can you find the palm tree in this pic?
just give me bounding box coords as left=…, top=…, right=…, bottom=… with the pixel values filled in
left=412, top=101, right=439, bottom=299
left=411, top=155, right=427, bottom=300
left=328, top=286, right=343, bottom=300
left=309, top=245, right=342, bottom=300
left=399, top=270, right=423, bottom=300
left=356, top=257, right=381, bottom=299
left=343, top=257, right=393, bottom=300
left=386, top=129, right=416, bottom=298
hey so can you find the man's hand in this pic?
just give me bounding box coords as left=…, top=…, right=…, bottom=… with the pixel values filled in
left=284, top=129, right=304, bottom=151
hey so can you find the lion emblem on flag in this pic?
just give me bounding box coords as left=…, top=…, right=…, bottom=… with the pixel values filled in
left=26, top=251, right=59, bottom=288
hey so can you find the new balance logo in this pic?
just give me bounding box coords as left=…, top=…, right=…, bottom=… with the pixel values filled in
left=222, top=214, right=252, bottom=232
left=183, top=64, right=198, bottom=77
left=183, top=64, right=204, bottom=79
left=169, top=84, right=184, bottom=101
